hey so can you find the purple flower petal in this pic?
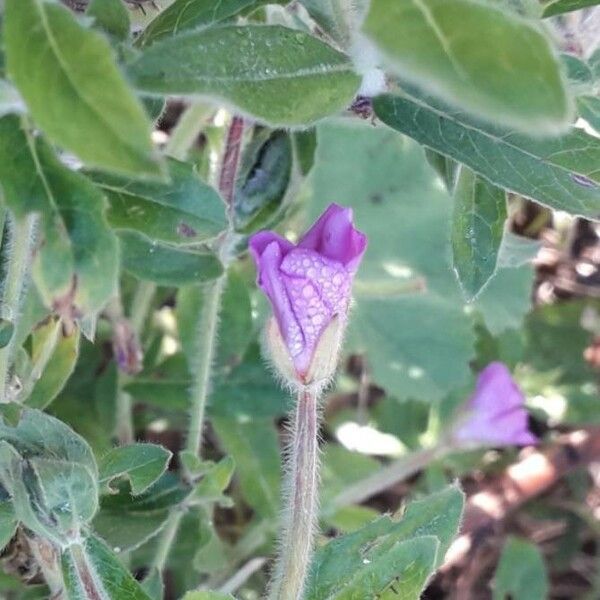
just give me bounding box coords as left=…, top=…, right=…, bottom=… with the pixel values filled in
left=298, top=203, right=367, bottom=270
left=249, top=204, right=366, bottom=378
left=453, top=362, right=537, bottom=447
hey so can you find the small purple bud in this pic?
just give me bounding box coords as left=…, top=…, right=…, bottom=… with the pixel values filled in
left=112, top=319, right=143, bottom=375
left=452, top=362, right=538, bottom=447
left=249, top=204, right=367, bottom=386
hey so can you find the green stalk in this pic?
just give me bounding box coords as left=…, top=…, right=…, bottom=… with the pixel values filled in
left=148, top=112, right=244, bottom=576
left=330, top=444, right=447, bottom=510
left=166, top=102, right=211, bottom=161
left=268, top=389, right=320, bottom=600
left=150, top=509, right=184, bottom=573
left=184, top=274, right=226, bottom=458
left=0, top=212, right=37, bottom=403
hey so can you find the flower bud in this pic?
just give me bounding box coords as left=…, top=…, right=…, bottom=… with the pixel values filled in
left=251, top=204, right=366, bottom=387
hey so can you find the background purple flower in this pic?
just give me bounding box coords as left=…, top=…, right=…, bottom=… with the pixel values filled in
left=249, top=204, right=367, bottom=378
left=452, top=362, right=537, bottom=447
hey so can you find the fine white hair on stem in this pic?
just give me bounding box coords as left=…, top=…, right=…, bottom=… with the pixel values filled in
left=267, top=387, right=321, bottom=600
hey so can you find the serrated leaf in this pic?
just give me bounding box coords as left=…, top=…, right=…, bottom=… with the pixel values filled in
left=137, top=0, right=257, bottom=47
left=306, top=485, right=464, bottom=599
left=373, top=89, right=600, bottom=219
left=5, top=0, right=162, bottom=178
left=88, top=0, right=131, bottom=40
left=22, top=317, right=80, bottom=410
left=451, top=166, right=507, bottom=301
left=363, top=0, right=571, bottom=133
left=541, top=0, right=600, bottom=17
left=90, top=158, right=228, bottom=245
left=99, top=443, right=172, bottom=496
left=62, top=535, right=152, bottom=600
left=128, top=25, right=361, bottom=127
left=212, top=417, right=280, bottom=518
left=119, top=231, right=223, bottom=286
left=493, top=536, right=549, bottom=600
left=0, top=116, right=119, bottom=315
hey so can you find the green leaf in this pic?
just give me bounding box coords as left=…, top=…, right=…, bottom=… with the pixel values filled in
left=0, top=320, right=14, bottom=350
left=493, top=536, right=549, bottom=600
left=182, top=592, right=235, bottom=600
left=424, top=148, right=457, bottom=192
left=5, top=0, right=162, bottom=178
left=363, top=0, right=571, bottom=133
left=301, top=0, right=368, bottom=49
left=22, top=317, right=80, bottom=410
left=451, top=166, right=507, bottom=301
left=311, top=121, right=475, bottom=400
left=137, top=0, right=257, bottom=47
left=128, top=25, right=361, bottom=127
left=0, top=499, right=17, bottom=550
left=0, top=116, right=119, bottom=315
left=0, top=410, right=99, bottom=541
left=94, top=473, right=186, bottom=552
left=31, top=457, right=98, bottom=529
left=306, top=486, right=464, bottom=600
left=119, top=231, right=223, bottom=286
left=373, top=89, right=600, bottom=219
left=99, top=443, right=172, bottom=496
left=0, top=408, right=97, bottom=474
left=577, top=95, right=600, bottom=132
left=87, top=0, right=131, bottom=40
left=306, top=485, right=464, bottom=600
left=62, top=535, right=152, bottom=600
left=90, top=158, right=228, bottom=245
left=177, top=271, right=253, bottom=373
left=212, top=417, right=280, bottom=518
left=541, top=0, right=600, bottom=17
left=233, top=129, right=294, bottom=233
left=189, top=456, right=235, bottom=508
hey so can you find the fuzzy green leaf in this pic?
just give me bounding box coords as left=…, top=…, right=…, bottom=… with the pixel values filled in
left=363, top=0, right=572, bottom=133
left=451, top=166, right=507, bottom=301
left=5, top=0, right=162, bottom=178
left=128, top=25, right=360, bottom=126
left=373, top=89, right=600, bottom=219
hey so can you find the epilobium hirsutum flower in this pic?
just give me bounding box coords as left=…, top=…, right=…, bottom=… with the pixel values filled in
left=249, top=203, right=367, bottom=388
left=452, top=362, right=538, bottom=447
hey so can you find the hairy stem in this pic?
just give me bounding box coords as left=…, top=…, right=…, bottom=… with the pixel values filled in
left=184, top=274, right=226, bottom=458
left=269, top=388, right=320, bottom=600
left=0, top=213, right=37, bottom=403
left=150, top=509, right=184, bottom=573
left=330, top=445, right=446, bottom=510
left=218, top=115, right=244, bottom=208
left=166, top=102, right=211, bottom=161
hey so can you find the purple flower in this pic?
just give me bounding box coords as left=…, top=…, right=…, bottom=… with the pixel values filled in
left=249, top=204, right=367, bottom=381
left=452, top=362, right=537, bottom=447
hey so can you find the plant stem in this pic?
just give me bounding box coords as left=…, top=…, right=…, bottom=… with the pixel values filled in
left=268, top=388, right=320, bottom=600
left=166, top=102, right=211, bottom=161
left=0, top=213, right=37, bottom=403
left=150, top=509, right=184, bottom=573
left=130, top=280, right=156, bottom=334
left=184, top=274, right=226, bottom=458
left=218, top=115, right=244, bottom=208
left=330, top=444, right=447, bottom=510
